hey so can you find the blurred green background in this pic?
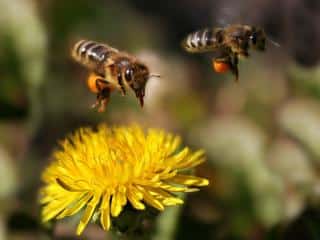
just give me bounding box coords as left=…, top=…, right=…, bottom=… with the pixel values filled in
left=0, top=0, right=320, bottom=239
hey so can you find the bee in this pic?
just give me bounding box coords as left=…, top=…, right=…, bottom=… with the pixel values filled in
left=71, top=40, right=158, bottom=112
left=182, top=24, right=271, bottom=81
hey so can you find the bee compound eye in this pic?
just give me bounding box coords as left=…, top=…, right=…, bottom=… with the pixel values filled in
left=251, top=33, right=257, bottom=45
left=125, top=68, right=133, bottom=82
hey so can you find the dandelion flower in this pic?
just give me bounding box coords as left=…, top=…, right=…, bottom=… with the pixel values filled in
left=40, top=124, right=209, bottom=235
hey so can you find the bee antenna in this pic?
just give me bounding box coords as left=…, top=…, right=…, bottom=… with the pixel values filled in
left=267, top=37, right=280, bottom=47
left=149, top=74, right=161, bottom=78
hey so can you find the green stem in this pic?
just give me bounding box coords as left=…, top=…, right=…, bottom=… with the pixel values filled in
left=152, top=193, right=185, bottom=240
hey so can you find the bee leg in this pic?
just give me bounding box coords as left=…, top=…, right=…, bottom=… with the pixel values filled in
left=97, top=88, right=111, bottom=112
left=91, top=79, right=112, bottom=112
left=120, top=85, right=126, bottom=96
left=89, top=76, right=103, bottom=109
left=91, top=95, right=100, bottom=109
left=96, top=78, right=111, bottom=91
left=231, top=64, right=239, bottom=82
left=117, top=73, right=127, bottom=96
left=92, top=87, right=111, bottom=112
left=228, top=53, right=239, bottom=82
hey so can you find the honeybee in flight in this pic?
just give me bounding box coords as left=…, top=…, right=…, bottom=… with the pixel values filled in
left=182, top=24, right=275, bottom=81
left=71, top=40, right=159, bottom=112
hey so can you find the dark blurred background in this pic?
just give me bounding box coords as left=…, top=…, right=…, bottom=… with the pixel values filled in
left=0, top=0, right=320, bottom=239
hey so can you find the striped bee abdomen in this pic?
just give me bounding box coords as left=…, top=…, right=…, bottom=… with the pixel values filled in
left=182, top=28, right=222, bottom=53
left=71, top=40, right=118, bottom=75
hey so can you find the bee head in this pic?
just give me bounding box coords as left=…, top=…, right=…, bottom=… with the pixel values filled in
left=125, top=63, right=150, bottom=107
left=250, top=27, right=266, bottom=51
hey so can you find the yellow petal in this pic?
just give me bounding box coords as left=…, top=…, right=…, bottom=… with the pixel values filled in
left=146, top=187, right=173, bottom=198
left=42, top=195, right=77, bottom=222
left=127, top=187, right=145, bottom=210
left=39, top=195, right=53, bottom=204
left=57, top=192, right=92, bottom=219
left=158, top=169, right=177, bottom=180
left=76, top=192, right=101, bottom=235
left=144, top=187, right=184, bottom=206
left=176, top=150, right=206, bottom=169
left=118, top=186, right=127, bottom=207
left=56, top=178, right=84, bottom=192
left=171, top=148, right=189, bottom=163
left=167, top=136, right=181, bottom=155
left=111, top=188, right=125, bottom=217
left=168, top=174, right=209, bottom=186
left=138, top=187, right=164, bottom=211
left=129, top=185, right=144, bottom=199
left=162, top=197, right=184, bottom=206
left=160, top=183, right=198, bottom=192
left=100, top=193, right=111, bottom=230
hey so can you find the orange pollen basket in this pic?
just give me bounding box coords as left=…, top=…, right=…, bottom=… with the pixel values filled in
left=212, top=60, right=230, bottom=74
left=87, top=73, right=100, bottom=93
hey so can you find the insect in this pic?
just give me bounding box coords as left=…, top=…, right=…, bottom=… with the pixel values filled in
left=182, top=24, right=272, bottom=81
left=71, top=40, right=158, bottom=112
